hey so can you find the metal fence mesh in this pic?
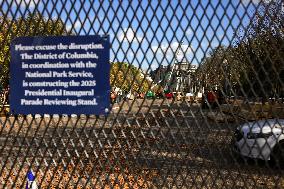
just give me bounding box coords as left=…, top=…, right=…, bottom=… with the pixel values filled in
left=0, top=0, right=284, bottom=188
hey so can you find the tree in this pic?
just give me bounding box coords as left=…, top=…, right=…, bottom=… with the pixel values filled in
left=233, top=0, right=284, bottom=98
left=110, top=62, right=151, bottom=93
left=0, top=12, right=68, bottom=88
left=195, top=46, right=245, bottom=96
left=196, top=0, right=284, bottom=98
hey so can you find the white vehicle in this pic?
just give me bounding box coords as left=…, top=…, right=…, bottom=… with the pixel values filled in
left=233, top=119, right=284, bottom=165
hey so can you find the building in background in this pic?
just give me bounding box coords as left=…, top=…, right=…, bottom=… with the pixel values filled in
left=171, top=62, right=197, bottom=93
left=150, top=62, right=197, bottom=93
left=150, top=65, right=171, bottom=89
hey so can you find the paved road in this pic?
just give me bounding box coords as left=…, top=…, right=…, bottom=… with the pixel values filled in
left=0, top=99, right=283, bottom=188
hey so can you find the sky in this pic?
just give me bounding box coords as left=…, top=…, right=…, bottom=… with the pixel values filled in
left=1, top=0, right=280, bottom=72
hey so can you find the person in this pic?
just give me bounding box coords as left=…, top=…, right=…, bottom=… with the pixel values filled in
left=3, top=86, right=9, bottom=105
left=110, top=91, right=116, bottom=104
left=202, top=90, right=218, bottom=109
left=207, top=91, right=215, bottom=104
left=116, top=90, right=122, bottom=102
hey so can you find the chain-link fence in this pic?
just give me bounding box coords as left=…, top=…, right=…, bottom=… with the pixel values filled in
left=0, top=0, right=284, bottom=188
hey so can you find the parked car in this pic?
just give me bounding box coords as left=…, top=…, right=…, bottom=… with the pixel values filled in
left=232, top=119, right=284, bottom=166
left=202, top=90, right=220, bottom=108
left=185, top=92, right=194, bottom=102
left=155, top=91, right=164, bottom=99
left=126, top=92, right=135, bottom=100
left=164, top=90, right=173, bottom=99
left=173, top=92, right=183, bottom=101
left=146, top=91, right=155, bottom=99
left=137, top=93, right=145, bottom=99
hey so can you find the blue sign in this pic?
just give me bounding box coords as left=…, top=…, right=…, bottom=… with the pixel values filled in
left=10, top=35, right=110, bottom=115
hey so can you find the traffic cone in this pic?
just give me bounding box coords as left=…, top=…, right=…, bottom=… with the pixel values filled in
left=26, top=170, right=38, bottom=189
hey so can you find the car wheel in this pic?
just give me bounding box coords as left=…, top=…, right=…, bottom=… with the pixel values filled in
left=270, top=141, right=284, bottom=168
